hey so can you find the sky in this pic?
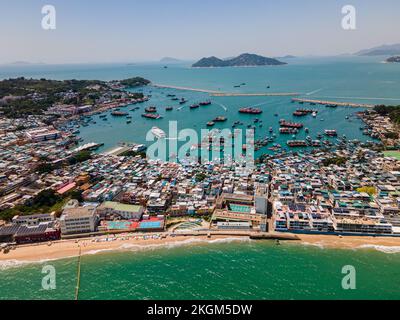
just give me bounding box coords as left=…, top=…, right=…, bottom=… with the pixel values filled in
left=0, top=0, right=399, bottom=64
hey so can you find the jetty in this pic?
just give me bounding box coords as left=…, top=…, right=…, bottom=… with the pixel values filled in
left=292, top=98, right=374, bottom=108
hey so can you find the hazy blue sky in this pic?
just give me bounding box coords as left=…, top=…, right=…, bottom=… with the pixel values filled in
left=0, top=0, right=399, bottom=64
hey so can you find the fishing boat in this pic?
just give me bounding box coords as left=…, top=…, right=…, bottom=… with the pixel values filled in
left=312, top=111, right=317, bottom=118
left=199, top=101, right=211, bottom=106
left=126, top=120, right=132, bottom=124
left=165, top=106, right=173, bottom=111
left=287, top=140, right=308, bottom=147
left=279, top=120, right=303, bottom=128
left=207, top=121, right=215, bottom=127
left=239, top=107, right=262, bottom=114
left=279, top=127, right=298, bottom=134
left=190, top=104, right=200, bottom=109
left=142, top=113, right=162, bottom=119
left=213, top=116, right=227, bottom=122
left=111, top=111, right=128, bottom=116
left=324, top=129, right=338, bottom=137
left=145, top=106, right=157, bottom=113
left=179, top=98, right=187, bottom=105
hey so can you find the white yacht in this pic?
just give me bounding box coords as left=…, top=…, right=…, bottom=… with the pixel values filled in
left=151, top=126, right=166, bottom=139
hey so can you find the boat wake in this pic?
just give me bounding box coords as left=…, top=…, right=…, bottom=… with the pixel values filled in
left=306, top=88, right=324, bottom=96
left=213, top=102, right=228, bottom=111
left=0, top=255, right=77, bottom=270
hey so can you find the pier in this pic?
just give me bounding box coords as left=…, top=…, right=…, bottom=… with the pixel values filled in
left=291, top=98, right=374, bottom=108
left=75, top=246, right=82, bottom=301
left=211, top=92, right=301, bottom=97
left=152, top=84, right=221, bottom=94
left=153, top=84, right=300, bottom=97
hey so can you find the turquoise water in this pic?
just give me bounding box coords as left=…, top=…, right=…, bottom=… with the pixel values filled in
left=2, top=57, right=400, bottom=154
left=5, top=56, right=393, bottom=155
left=1, top=241, right=400, bottom=300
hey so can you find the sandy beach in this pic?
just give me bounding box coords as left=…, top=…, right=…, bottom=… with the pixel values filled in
left=2, top=232, right=400, bottom=265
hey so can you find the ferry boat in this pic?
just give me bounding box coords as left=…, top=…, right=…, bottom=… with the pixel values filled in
left=324, top=129, right=338, bottom=137
left=151, top=126, right=166, bottom=139
left=145, top=106, right=157, bottom=113
left=141, top=113, right=162, bottom=119
left=279, top=120, right=303, bottom=128
left=239, top=107, right=263, bottom=114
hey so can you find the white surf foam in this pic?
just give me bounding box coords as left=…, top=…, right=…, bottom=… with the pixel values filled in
left=358, top=244, right=400, bottom=254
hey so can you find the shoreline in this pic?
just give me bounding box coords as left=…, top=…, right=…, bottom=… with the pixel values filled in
left=2, top=232, right=400, bottom=268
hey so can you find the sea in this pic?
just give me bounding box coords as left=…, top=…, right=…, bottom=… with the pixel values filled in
left=1, top=240, right=400, bottom=300
left=1, top=56, right=400, bottom=300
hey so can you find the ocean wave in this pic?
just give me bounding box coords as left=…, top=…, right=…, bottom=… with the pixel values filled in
left=117, top=237, right=251, bottom=252
left=0, top=255, right=77, bottom=271
left=299, top=242, right=326, bottom=249
left=358, top=244, right=400, bottom=254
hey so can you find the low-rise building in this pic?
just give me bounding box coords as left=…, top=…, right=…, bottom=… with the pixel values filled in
left=60, top=206, right=98, bottom=235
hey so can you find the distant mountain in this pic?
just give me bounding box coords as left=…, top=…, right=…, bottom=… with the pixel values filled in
left=8, top=61, right=46, bottom=66
left=160, top=57, right=182, bottom=64
left=192, top=53, right=286, bottom=68
left=355, top=44, right=400, bottom=56
left=385, top=56, right=400, bottom=63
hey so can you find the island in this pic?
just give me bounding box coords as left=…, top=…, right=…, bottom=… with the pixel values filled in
left=192, top=53, right=286, bottom=68
left=385, top=56, right=400, bottom=63
left=355, top=43, right=400, bottom=56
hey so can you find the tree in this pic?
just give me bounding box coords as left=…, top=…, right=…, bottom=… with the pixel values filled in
left=357, top=186, right=377, bottom=196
